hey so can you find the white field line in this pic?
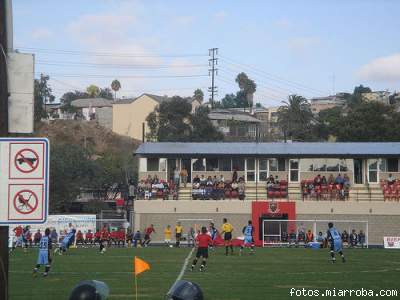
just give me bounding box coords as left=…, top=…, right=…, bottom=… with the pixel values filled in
left=174, top=247, right=195, bottom=284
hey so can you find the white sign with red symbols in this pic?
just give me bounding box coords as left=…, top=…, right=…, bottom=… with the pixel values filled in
left=0, top=138, right=49, bottom=224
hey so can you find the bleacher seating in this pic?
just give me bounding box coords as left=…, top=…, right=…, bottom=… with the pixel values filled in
left=381, top=179, right=400, bottom=201
left=267, top=180, right=288, bottom=199
left=301, top=180, right=349, bottom=201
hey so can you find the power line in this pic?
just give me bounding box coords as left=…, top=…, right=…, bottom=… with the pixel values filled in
left=32, top=72, right=208, bottom=79
left=208, top=48, right=218, bottom=108
left=219, top=55, right=327, bottom=95
left=36, top=60, right=208, bottom=70
left=15, top=46, right=208, bottom=58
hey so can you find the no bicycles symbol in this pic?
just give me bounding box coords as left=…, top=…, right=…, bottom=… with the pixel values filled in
left=13, top=189, right=39, bottom=215
left=14, top=148, right=39, bottom=173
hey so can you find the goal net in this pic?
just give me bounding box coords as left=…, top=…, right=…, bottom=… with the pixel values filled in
left=262, top=219, right=369, bottom=248
left=176, top=218, right=214, bottom=245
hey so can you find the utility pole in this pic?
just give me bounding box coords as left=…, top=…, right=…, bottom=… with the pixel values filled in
left=0, top=0, right=9, bottom=299
left=208, top=48, right=218, bottom=108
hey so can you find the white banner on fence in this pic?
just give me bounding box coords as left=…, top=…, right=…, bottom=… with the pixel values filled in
left=9, top=214, right=96, bottom=237
left=383, top=237, right=400, bottom=249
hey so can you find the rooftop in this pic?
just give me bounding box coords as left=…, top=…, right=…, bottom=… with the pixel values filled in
left=71, top=98, right=113, bottom=108
left=135, top=142, right=400, bottom=158
left=209, top=109, right=262, bottom=123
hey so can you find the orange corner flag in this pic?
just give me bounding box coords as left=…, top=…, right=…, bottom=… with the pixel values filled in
left=134, top=256, right=150, bottom=276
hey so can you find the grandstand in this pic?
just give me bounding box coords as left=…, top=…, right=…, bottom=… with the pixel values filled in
left=133, top=142, right=400, bottom=246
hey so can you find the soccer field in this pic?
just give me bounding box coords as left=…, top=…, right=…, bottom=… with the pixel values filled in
left=9, top=247, right=400, bottom=300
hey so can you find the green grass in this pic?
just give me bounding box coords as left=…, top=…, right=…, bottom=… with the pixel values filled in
left=9, top=247, right=400, bottom=300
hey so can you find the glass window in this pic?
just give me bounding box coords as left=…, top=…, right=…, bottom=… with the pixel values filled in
left=192, top=158, right=205, bottom=171
left=379, top=159, right=387, bottom=172
left=339, top=159, right=348, bottom=172
left=247, top=159, right=255, bottom=170
left=278, top=158, right=286, bottom=171
left=232, top=158, right=245, bottom=171
left=147, top=158, right=159, bottom=171
left=269, top=159, right=278, bottom=171
left=388, top=158, right=399, bottom=172
left=219, top=159, right=231, bottom=171
left=259, top=171, right=268, bottom=181
left=206, top=158, right=219, bottom=171
left=290, top=160, right=299, bottom=170
left=247, top=172, right=255, bottom=182
left=259, top=159, right=268, bottom=171
left=159, top=158, right=167, bottom=172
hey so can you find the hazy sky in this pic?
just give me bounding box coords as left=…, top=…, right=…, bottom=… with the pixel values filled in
left=12, top=0, right=400, bottom=107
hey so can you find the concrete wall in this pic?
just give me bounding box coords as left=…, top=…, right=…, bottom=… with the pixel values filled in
left=96, top=107, right=112, bottom=129
left=112, top=95, right=158, bottom=140
left=132, top=200, right=400, bottom=245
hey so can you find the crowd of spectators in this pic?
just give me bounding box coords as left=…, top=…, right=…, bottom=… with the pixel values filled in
left=136, top=175, right=178, bottom=200
left=301, top=173, right=351, bottom=201
left=191, top=171, right=246, bottom=200
left=381, top=174, right=400, bottom=201
left=266, top=175, right=288, bottom=199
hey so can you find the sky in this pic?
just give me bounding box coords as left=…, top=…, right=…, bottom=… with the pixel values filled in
left=12, top=0, right=400, bottom=107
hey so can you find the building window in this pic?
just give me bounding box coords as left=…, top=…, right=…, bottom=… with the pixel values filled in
left=192, top=158, right=206, bottom=171
left=206, top=158, right=219, bottom=171
left=388, top=158, right=399, bottom=172
left=232, top=158, right=245, bottom=171
left=147, top=158, right=159, bottom=171
left=219, top=158, right=231, bottom=171
left=269, top=158, right=286, bottom=171
left=159, top=158, right=167, bottom=172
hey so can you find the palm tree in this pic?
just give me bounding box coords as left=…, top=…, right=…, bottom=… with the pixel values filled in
left=277, top=94, right=313, bottom=142
left=111, top=79, right=121, bottom=100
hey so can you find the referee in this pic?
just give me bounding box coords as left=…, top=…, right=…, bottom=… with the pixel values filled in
left=221, top=218, right=234, bottom=255
left=175, top=221, right=183, bottom=248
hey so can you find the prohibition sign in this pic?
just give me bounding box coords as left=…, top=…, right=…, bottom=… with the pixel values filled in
left=14, top=148, right=39, bottom=173
left=13, top=189, right=39, bottom=215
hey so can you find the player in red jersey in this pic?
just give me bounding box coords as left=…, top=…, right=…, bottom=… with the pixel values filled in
left=143, top=224, right=155, bottom=247
left=99, top=226, right=109, bottom=254
left=85, top=230, right=94, bottom=245
left=191, top=226, right=213, bottom=272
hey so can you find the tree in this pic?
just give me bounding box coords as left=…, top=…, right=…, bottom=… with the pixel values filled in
left=235, top=72, right=256, bottom=108
left=347, top=85, right=372, bottom=107
left=86, top=85, right=100, bottom=97
left=111, top=79, right=121, bottom=100
left=34, top=74, right=55, bottom=122
left=146, top=96, right=193, bottom=142
left=191, top=106, right=224, bottom=141
left=99, top=87, right=114, bottom=100
left=146, top=97, right=223, bottom=142
left=60, top=90, right=90, bottom=113
left=193, top=88, right=204, bottom=102
left=277, top=94, right=314, bottom=141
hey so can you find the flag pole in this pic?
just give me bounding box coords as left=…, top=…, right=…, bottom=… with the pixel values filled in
left=135, top=275, right=138, bottom=300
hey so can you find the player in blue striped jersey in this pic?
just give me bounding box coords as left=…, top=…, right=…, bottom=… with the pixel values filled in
left=33, top=228, right=52, bottom=277
left=327, top=222, right=346, bottom=263
left=240, top=220, right=255, bottom=255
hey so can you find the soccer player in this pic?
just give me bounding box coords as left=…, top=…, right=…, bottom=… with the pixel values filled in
left=99, top=225, right=109, bottom=253
left=208, top=222, right=218, bottom=250
left=13, top=225, right=23, bottom=248
left=164, top=225, right=172, bottom=247
left=175, top=222, right=183, bottom=248
left=327, top=222, right=346, bottom=263
left=221, top=218, right=234, bottom=255
left=143, top=224, right=155, bottom=247
left=240, top=220, right=255, bottom=255
left=22, top=226, right=31, bottom=252
left=191, top=226, right=213, bottom=272
left=33, top=228, right=52, bottom=277
left=56, top=228, right=76, bottom=255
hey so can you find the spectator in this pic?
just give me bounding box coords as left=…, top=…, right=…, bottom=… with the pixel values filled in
left=217, top=180, right=225, bottom=200
left=349, top=229, right=358, bottom=247
left=219, top=174, right=225, bottom=183
left=76, top=230, right=84, bottom=245
left=50, top=228, right=58, bottom=245
left=206, top=176, right=213, bottom=186
left=328, top=174, right=335, bottom=185
left=180, top=167, right=188, bottom=187
left=274, top=175, right=280, bottom=184
left=343, top=174, right=351, bottom=188
left=281, top=231, right=288, bottom=243
left=173, top=168, right=180, bottom=186
left=358, top=230, right=366, bottom=248
left=266, top=175, right=275, bottom=190
left=33, top=230, right=42, bottom=246
left=85, top=230, right=94, bottom=245
left=305, top=230, right=314, bottom=243
left=341, top=230, right=349, bottom=244
left=335, top=174, right=344, bottom=186
left=289, top=230, right=297, bottom=247
left=199, top=175, right=207, bottom=187
left=231, top=180, right=239, bottom=192
left=387, top=173, right=396, bottom=185
left=133, top=230, right=142, bottom=248
left=316, top=231, right=324, bottom=247
left=193, top=175, right=200, bottom=184
left=298, top=230, right=305, bottom=245
left=126, top=229, right=133, bottom=247
left=321, top=175, right=327, bottom=185
left=238, top=179, right=246, bottom=200
left=232, top=170, right=238, bottom=183
left=212, top=175, right=218, bottom=185
left=314, top=174, right=322, bottom=187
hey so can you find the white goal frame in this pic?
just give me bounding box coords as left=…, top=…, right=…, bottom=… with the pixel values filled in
left=262, top=219, right=369, bottom=248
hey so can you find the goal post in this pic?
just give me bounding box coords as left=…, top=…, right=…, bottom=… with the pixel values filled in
left=262, top=219, right=369, bottom=248
left=176, top=218, right=214, bottom=245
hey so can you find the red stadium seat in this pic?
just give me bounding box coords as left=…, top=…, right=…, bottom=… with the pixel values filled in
left=268, top=191, right=274, bottom=199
